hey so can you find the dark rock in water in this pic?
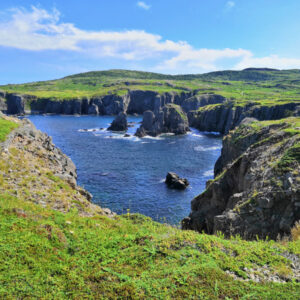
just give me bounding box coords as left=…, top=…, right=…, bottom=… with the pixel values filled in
left=123, top=134, right=130, bottom=137
left=165, top=172, right=189, bottom=190
left=135, top=104, right=189, bottom=137
left=108, top=112, right=128, bottom=131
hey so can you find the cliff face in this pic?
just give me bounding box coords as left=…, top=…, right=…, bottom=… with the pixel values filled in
left=2, top=90, right=195, bottom=116
left=182, top=118, right=300, bottom=239
left=0, top=115, right=114, bottom=217
left=188, top=102, right=300, bottom=134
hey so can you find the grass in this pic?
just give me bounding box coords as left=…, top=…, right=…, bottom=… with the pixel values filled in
left=1, top=68, right=300, bottom=108
left=0, top=194, right=299, bottom=299
left=0, top=117, right=19, bottom=142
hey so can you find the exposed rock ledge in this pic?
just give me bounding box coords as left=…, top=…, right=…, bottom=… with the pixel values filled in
left=182, top=117, right=300, bottom=239
left=0, top=115, right=115, bottom=218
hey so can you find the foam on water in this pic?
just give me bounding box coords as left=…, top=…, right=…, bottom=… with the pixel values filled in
left=194, top=145, right=222, bottom=152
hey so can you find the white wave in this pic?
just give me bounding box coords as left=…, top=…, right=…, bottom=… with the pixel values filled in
left=203, top=169, right=214, bottom=177
left=78, top=128, right=100, bottom=132
left=187, top=131, right=204, bottom=138
left=104, top=135, right=140, bottom=142
left=141, top=141, right=150, bottom=144
left=143, top=135, right=164, bottom=140
left=194, top=145, right=221, bottom=152
left=159, top=178, right=165, bottom=183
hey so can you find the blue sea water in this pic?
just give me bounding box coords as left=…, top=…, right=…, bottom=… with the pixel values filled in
left=27, top=115, right=222, bottom=225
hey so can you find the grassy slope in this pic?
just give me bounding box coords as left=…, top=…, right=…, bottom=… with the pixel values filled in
left=0, top=69, right=300, bottom=107
left=0, top=117, right=19, bottom=142
left=0, top=194, right=299, bottom=299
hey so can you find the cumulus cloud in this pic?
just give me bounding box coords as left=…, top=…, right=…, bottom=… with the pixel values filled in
left=137, top=1, right=151, bottom=10
left=0, top=6, right=299, bottom=73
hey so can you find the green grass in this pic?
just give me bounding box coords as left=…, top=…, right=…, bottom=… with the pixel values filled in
left=0, top=117, right=19, bottom=142
left=277, top=143, right=300, bottom=172
left=1, top=68, right=300, bottom=108
left=0, top=193, right=299, bottom=299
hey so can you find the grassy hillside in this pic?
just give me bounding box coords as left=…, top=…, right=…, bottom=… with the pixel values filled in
left=1, top=69, right=300, bottom=107
left=0, top=194, right=299, bottom=299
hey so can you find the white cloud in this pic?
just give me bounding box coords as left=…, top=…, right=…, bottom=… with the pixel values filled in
left=137, top=1, right=151, bottom=10
left=234, top=54, right=300, bottom=70
left=0, top=6, right=299, bottom=74
left=226, top=1, right=235, bottom=9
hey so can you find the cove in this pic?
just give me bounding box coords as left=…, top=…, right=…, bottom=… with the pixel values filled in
left=28, top=115, right=222, bottom=225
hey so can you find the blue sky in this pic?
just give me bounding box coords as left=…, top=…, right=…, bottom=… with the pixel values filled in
left=0, top=0, right=300, bottom=83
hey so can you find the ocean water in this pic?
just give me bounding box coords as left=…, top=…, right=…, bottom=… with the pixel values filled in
left=27, top=115, right=222, bottom=225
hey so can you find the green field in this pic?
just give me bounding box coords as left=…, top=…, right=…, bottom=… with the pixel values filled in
left=1, top=68, right=300, bottom=107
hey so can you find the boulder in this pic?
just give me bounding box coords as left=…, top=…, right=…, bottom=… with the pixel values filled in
left=108, top=112, right=128, bottom=131
left=165, top=172, right=189, bottom=190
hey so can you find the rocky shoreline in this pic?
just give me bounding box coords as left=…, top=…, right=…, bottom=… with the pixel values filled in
left=182, top=117, right=300, bottom=239
left=0, top=114, right=115, bottom=218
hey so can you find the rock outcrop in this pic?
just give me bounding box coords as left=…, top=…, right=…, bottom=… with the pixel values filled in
left=188, top=102, right=300, bottom=134
left=165, top=172, right=189, bottom=190
left=0, top=115, right=115, bottom=218
left=182, top=118, right=300, bottom=239
left=2, top=90, right=195, bottom=116
left=135, top=104, right=189, bottom=137
left=181, top=94, right=226, bottom=112
left=108, top=112, right=128, bottom=131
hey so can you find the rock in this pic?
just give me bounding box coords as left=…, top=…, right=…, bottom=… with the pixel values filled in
left=135, top=104, right=189, bottom=137
left=88, top=104, right=99, bottom=115
left=165, top=172, right=189, bottom=190
left=182, top=120, right=300, bottom=239
left=108, top=112, right=128, bottom=131
left=123, top=134, right=130, bottom=137
left=188, top=102, right=299, bottom=135
left=181, top=94, right=226, bottom=113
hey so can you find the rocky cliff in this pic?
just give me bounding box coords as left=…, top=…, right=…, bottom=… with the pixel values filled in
left=135, top=104, right=189, bottom=137
left=188, top=101, right=300, bottom=134
left=182, top=117, right=300, bottom=239
left=0, top=114, right=114, bottom=217
left=1, top=90, right=195, bottom=116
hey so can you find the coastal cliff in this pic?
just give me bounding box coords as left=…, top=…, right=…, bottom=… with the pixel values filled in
left=1, top=90, right=195, bottom=116
left=188, top=101, right=300, bottom=134
left=182, top=117, right=300, bottom=239
left=0, top=113, right=114, bottom=217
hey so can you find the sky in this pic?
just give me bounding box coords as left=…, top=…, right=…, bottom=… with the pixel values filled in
left=0, top=0, right=300, bottom=83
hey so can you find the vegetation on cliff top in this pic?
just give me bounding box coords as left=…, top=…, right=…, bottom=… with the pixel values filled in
left=0, top=68, right=300, bottom=107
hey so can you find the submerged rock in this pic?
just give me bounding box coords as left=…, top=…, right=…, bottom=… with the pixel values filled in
left=165, top=172, right=189, bottom=190
left=108, top=112, right=128, bottom=131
